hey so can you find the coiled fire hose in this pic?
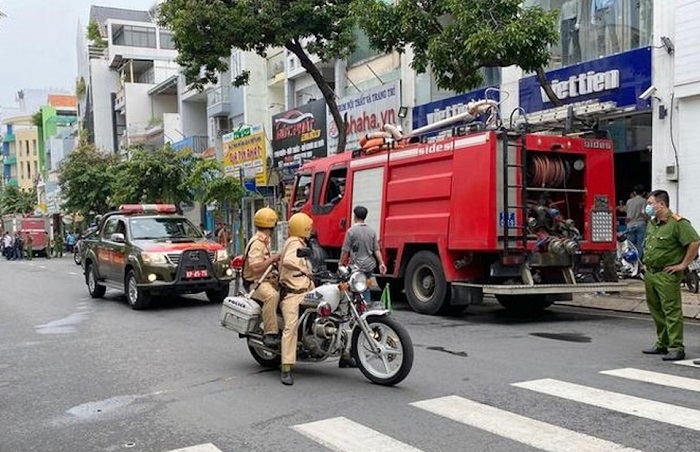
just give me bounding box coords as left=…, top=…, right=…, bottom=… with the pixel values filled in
left=529, top=155, right=568, bottom=187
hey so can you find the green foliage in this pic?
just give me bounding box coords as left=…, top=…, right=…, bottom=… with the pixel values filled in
left=111, top=145, right=199, bottom=206
left=0, top=186, right=36, bottom=215
left=354, top=0, right=559, bottom=93
left=158, top=0, right=356, bottom=152
left=31, top=111, right=43, bottom=128
left=87, top=20, right=107, bottom=49
left=76, top=78, right=86, bottom=98
left=58, top=137, right=118, bottom=215
left=190, top=158, right=245, bottom=207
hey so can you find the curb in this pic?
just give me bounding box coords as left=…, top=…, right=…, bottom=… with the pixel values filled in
left=562, top=293, right=700, bottom=320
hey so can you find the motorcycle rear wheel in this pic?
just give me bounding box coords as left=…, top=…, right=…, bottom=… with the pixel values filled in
left=351, top=315, right=413, bottom=386
left=248, top=340, right=281, bottom=368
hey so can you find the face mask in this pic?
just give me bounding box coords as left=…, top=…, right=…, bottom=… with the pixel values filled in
left=645, top=204, right=655, bottom=217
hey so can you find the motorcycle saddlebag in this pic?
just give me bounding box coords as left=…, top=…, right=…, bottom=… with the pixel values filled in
left=220, top=295, right=262, bottom=334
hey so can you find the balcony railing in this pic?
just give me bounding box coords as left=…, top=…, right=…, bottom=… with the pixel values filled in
left=3, top=133, right=15, bottom=143
left=206, top=86, right=231, bottom=117
left=171, top=136, right=208, bottom=155
left=4, top=177, right=18, bottom=187
left=4, top=153, right=17, bottom=165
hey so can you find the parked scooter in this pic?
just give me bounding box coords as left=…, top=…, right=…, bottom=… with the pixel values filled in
left=221, top=247, right=414, bottom=386
left=616, top=231, right=642, bottom=279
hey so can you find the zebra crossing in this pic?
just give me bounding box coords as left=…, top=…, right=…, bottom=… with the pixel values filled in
left=288, top=362, right=700, bottom=452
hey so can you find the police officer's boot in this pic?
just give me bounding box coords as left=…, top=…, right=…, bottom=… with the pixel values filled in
left=263, top=334, right=280, bottom=347
left=280, top=364, right=294, bottom=386
left=338, top=350, right=357, bottom=368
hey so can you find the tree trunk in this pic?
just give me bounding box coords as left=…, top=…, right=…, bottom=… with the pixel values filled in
left=536, top=67, right=562, bottom=107
left=287, top=41, right=347, bottom=154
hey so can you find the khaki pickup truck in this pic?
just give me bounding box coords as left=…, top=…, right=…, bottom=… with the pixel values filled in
left=81, top=204, right=234, bottom=310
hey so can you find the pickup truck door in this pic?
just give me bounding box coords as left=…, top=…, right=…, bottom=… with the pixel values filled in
left=97, top=218, right=120, bottom=281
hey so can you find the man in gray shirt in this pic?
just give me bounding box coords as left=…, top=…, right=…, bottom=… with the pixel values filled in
left=340, top=206, right=387, bottom=303
left=626, top=184, right=648, bottom=260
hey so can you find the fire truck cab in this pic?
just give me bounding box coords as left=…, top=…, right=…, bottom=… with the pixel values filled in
left=289, top=111, right=625, bottom=315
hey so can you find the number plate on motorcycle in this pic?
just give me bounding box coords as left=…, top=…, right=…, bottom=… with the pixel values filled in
left=185, top=269, right=208, bottom=278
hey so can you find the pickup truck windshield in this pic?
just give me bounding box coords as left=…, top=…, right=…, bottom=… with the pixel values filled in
left=130, top=217, right=203, bottom=240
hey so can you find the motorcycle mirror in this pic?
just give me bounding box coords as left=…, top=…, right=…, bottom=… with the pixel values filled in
left=296, top=247, right=312, bottom=258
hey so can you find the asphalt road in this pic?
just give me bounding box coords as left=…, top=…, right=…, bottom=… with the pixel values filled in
left=1, top=256, right=700, bottom=452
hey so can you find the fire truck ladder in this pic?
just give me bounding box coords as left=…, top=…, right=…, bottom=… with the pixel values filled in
left=501, top=129, right=528, bottom=255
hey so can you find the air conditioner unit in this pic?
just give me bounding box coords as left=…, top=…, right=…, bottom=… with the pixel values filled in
left=666, top=164, right=678, bottom=181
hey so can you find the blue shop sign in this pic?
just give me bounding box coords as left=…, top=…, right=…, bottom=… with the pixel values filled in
left=519, top=47, right=652, bottom=113
left=412, top=87, right=500, bottom=130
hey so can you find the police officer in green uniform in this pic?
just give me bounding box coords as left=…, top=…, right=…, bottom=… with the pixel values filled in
left=642, top=189, right=700, bottom=361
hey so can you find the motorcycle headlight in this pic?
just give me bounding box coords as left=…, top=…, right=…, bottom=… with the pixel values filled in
left=349, top=272, right=368, bottom=293
left=215, top=249, right=229, bottom=262
left=142, top=252, right=168, bottom=264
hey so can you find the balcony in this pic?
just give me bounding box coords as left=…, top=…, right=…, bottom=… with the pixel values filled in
left=3, top=133, right=15, bottom=143
left=206, top=86, right=230, bottom=117
left=171, top=136, right=208, bottom=155
left=267, top=52, right=286, bottom=87
left=127, top=119, right=164, bottom=148
left=3, top=153, right=17, bottom=165
left=4, top=177, right=18, bottom=187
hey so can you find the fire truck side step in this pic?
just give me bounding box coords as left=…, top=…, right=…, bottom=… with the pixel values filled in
left=452, top=282, right=628, bottom=295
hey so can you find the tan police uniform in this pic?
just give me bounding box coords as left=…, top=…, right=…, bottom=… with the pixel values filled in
left=243, top=231, right=280, bottom=336
left=279, top=236, right=313, bottom=365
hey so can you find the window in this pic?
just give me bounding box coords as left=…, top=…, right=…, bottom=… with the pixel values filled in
left=160, top=30, right=177, bottom=50
left=102, top=218, right=119, bottom=238
left=324, top=168, right=347, bottom=205
left=526, top=0, right=654, bottom=69
left=112, top=25, right=157, bottom=48
left=26, top=140, right=30, bottom=156
left=32, top=139, right=37, bottom=156
left=292, top=174, right=312, bottom=212
left=129, top=217, right=202, bottom=240
left=20, top=163, right=24, bottom=179
left=33, top=161, right=38, bottom=178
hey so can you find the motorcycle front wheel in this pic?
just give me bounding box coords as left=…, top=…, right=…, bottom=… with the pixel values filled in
left=351, top=315, right=413, bottom=386
left=685, top=270, right=699, bottom=293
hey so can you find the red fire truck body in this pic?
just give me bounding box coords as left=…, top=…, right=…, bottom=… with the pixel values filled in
left=290, top=128, right=623, bottom=315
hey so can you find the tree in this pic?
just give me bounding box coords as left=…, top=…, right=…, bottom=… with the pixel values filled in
left=158, top=0, right=356, bottom=153
left=354, top=0, right=561, bottom=105
left=58, top=136, right=118, bottom=215
left=0, top=186, right=36, bottom=215
left=111, top=145, right=199, bottom=206
left=86, top=20, right=107, bottom=49
left=190, top=159, right=246, bottom=208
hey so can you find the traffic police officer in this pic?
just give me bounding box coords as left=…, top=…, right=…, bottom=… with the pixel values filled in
left=278, top=213, right=314, bottom=386
left=643, top=189, right=700, bottom=361
left=243, top=207, right=281, bottom=347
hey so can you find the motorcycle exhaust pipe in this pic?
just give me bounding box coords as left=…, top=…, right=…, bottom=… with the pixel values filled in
left=247, top=337, right=279, bottom=354
left=313, top=323, right=338, bottom=339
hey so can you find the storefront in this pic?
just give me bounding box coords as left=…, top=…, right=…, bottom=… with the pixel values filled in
left=519, top=46, right=653, bottom=204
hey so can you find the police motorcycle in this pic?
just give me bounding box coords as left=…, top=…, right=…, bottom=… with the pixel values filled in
left=220, top=247, right=414, bottom=386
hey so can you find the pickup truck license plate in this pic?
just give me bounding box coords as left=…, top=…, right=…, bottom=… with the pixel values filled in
left=186, top=269, right=208, bottom=278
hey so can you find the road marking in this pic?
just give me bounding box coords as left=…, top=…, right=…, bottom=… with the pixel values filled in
left=164, top=444, right=222, bottom=452
left=292, top=416, right=422, bottom=452
left=513, top=378, right=700, bottom=432
left=674, top=359, right=700, bottom=368
left=601, top=368, right=700, bottom=392
left=411, top=395, right=638, bottom=452
left=68, top=271, right=79, bottom=276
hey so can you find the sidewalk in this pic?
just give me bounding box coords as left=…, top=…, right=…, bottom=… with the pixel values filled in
left=562, top=279, right=700, bottom=319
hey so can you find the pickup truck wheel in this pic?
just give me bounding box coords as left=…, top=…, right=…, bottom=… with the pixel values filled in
left=125, top=270, right=151, bottom=310
left=496, top=295, right=553, bottom=313
left=206, top=285, right=230, bottom=303
left=405, top=251, right=449, bottom=315
left=86, top=263, right=106, bottom=298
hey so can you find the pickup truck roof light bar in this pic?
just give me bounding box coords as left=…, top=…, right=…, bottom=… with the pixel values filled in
left=118, top=204, right=178, bottom=215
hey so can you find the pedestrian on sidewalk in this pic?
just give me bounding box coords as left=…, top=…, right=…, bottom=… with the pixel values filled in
left=25, top=232, right=33, bottom=260
left=642, top=189, right=700, bottom=361
left=626, top=184, right=648, bottom=261
left=53, top=231, right=63, bottom=258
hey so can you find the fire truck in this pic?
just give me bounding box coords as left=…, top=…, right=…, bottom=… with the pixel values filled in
left=289, top=101, right=625, bottom=315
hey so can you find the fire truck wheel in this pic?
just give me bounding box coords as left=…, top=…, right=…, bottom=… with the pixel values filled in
left=405, top=251, right=450, bottom=315
left=495, top=295, right=553, bottom=313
